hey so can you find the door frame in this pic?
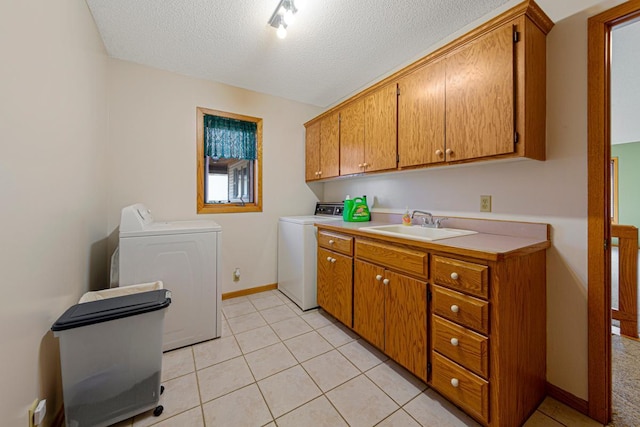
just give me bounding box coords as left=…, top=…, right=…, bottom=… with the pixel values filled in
left=587, top=1, right=640, bottom=423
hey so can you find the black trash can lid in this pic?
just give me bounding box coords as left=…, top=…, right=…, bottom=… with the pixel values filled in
left=52, top=289, right=171, bottom=332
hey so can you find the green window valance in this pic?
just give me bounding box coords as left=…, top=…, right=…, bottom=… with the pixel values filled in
left=204, top=114, right=257, bottom=160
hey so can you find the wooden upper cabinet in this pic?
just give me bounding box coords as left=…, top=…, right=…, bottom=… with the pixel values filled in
left=305, top=121, right=321, bottom=181
left=340, top=99, right=365, bottom=175
left=305, top=113, right=339, bottom=181
left=340, top=84, right=397, bottom=176
left=445, top=23, right=515, bottom=162
left=398, top=60, right=446, bottom=168
left=319, top=113, right=340, bottom=179
left=364, top=84, right=397, bottom=172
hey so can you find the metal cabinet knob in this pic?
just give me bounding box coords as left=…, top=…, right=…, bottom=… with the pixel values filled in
left=450, top=305, right=459, bottom=313
left=328, top=240, right=334, bottom=245
left=450, top=272, right=459, bottom=280
left=435, top=149, right=443, bottom=156
left=446, top=148, right=453, bottom=155
left=327, top=256, right=332, bottom=262
left=451, top=378, right=459, bottom=388
left=375, top=274, right=383, bottom=281
left=383, top=278, right=390, bottom=285
left=330, top=258, right=336, bottom=263
left=450, top=338, right=459, bottom=346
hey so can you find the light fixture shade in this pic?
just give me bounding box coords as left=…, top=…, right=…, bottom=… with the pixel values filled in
left=269, top=0, right=297, bottom=38
left=277, top=22, right=287, bottom=39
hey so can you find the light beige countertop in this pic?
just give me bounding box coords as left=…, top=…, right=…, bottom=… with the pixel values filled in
left=315, top=217, right=551, bottom=262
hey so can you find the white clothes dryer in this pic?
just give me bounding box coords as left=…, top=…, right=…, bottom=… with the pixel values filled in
left=117, top=204, right=222, bottom=351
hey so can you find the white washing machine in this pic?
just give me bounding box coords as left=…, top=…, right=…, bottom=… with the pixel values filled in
left=117, top=204, right=222, bottom=351
left=278, top=203, right=343, bottom=310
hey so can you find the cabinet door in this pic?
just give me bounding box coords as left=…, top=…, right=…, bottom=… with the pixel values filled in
left=384, top=270, right=428, bottom=381
left=340, top=100, right=365, bottom=175
left=445, top=23, right=514, bottom=161
left=305, top=121, right=320, bottom=181
left=398, top=60, right=445, bottom=168
left=317, top=247, right=353, bottom=327
left=353, top=260, right=385, bottom=350
left=364, top=84, right=397, bottom=172
left=319, top=113, right=340, bottom=179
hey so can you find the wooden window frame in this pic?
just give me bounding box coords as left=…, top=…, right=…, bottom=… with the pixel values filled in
left=196, top=107, right=263, bottom=214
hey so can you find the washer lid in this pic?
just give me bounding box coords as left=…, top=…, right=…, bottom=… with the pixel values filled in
left=279, top=216, right=342, bottom=225
left=119, top=203, right=221, bottom=237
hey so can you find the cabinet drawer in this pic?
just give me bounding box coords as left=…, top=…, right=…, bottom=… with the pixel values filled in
left=432, top=315, right=489, bottom=379
left=432, top=352, right=489, bottom=424
left=432, top=285, right=489, bottom=334
left=432, top=256, right=489, bottom=299
left=318, top=231, right=353, bottom=256
left=356, top=239, right=428, bottom=277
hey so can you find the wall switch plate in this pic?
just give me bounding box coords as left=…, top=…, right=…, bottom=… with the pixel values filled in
left=480, top=195, right=492, bottom=212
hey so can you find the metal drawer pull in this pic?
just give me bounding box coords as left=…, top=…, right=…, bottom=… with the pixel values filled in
left=451, top=378, right=459, bottom=388
left=450, top=338, right=459, bottom=346
left=450, top=272, right=459, bottom=280
left=450, top=305, right=459, bottom=313
left=375, top=275, right=383, bottom=281
left=330, top=258, right=336, bottom=263
left=327, top=256, right=332, bottom=262
left=383, top=278, right=390, bottom=285
left=328, top=240, right=334, bottom=245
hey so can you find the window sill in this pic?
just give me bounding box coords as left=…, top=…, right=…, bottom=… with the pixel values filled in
left=197, top=203, right=262, bottom=214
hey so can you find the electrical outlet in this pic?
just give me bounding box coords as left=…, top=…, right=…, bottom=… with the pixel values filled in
left=480, top=195, right=492, bottom=212
left=28, top=399, right=38, bottom=427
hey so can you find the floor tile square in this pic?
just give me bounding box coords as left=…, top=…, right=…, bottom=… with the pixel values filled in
left=197, top=356, right=255, bottom=403
left=258, top=365, right=322, bottom=418
left=235, top=325, right=280, bottom=354
left=220, top=318, right=232, bottom=336
left=302, top=349, right=360, bottom=392
left=251, top=294, right=285, bottom=310
left=337, top=339, right=388, bottom=372
left=366, top=360, right=426, bottom=405
left=285, top=301, right=304, bottom=315
left=222, top=296, right=249, bottom=307
left=245, top=342, right=298, bottom=381
left=301, top=309, right=337, bottom=329
left=270, top=316, right=313, bottom=340
left=192, top=336, right=241, bottom=370
left=260, top=304, right=298, bottom=324
left=226, top=311, right=267, bottom=334
left=317, top=322, right=358, bottom=347
left=161, top=347, right=194, bottom=382
left=222, top=300, right=256, bottom=318
left=202, top=384, right=272, bottom=427
left=133, top=372, right=201, bottom=427
left=377, top=409, right=421, bottom=427
left=404, top=389, right=480, bottom=426
left=275, top=396, right=348, bottom=427
left=326, top=375, right=399, bottom=427
left=151, top=406, right=204, bottom=427
left=523, top=411, right=566, bottom=427
left=284, top=331, right=333, bottom=362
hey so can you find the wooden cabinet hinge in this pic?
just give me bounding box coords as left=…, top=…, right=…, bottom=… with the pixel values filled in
left=427, top=289, right=432, bottom=302
left=513, top=26, right=520, bottom=43
left=514, top=131, right=520, bottom=144
left=427, top=362, right=432, bottom=374
left=396, top=154, right=400, bottom=164
left=397, top=86, right=400, bottom=96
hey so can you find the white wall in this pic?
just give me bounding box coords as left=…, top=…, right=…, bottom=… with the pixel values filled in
left=0, top=0, right=109, bottom=425
left=324, top=1, right=624, bottom=401
left=106, top=59, right=323, bottom=293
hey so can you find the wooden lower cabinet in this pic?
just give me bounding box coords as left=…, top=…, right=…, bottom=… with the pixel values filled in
left=353, top=260, right=428, bottom=381
left=317, top=228, right=547, bottom=427
left=317, top=247, right=353, bottom=327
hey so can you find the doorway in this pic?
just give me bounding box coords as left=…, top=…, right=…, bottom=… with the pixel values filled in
left=587, top=0, right=640, bottom=424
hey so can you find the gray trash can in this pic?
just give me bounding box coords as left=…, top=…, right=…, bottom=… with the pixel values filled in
left=52, top=282, right=171, bottom=427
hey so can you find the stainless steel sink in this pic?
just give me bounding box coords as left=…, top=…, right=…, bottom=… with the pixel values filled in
left=359, top=224, right=477, bottom=242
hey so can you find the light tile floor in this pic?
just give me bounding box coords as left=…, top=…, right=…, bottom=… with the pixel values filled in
left=114, top=289, right=605, bottom=427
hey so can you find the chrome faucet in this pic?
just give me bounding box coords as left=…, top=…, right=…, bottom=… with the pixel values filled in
left=410, top=210, right=449, bottom=228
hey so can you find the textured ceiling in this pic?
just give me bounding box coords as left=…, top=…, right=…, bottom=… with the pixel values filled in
left=86, top=0, right=585, bottom=108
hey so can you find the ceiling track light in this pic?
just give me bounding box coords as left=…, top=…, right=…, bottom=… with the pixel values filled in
left=268, top=0, right=297, bottom=39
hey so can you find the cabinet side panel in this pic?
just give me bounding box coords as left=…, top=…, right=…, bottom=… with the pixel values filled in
left=523, top=17, right=547, bottom=160
left=490, top=251, right=546, bottom=426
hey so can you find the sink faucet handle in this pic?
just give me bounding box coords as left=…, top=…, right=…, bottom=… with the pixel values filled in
left=433, top=217, right=449, bottom=228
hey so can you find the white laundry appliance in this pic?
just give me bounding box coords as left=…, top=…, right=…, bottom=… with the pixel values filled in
left=116, top=204, right=222, bottom=351
left=277, top=203, right=343, bottom=310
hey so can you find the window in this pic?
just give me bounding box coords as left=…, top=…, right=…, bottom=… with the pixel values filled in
left=197, top=107, right=262, bottom=213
